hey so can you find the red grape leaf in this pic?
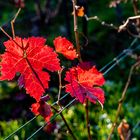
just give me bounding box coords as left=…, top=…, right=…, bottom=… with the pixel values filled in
left=53, top=36, right=77, bottom=60
left=0, top=37, right=61, bottom=101
left=31, top=101, right=53, bottom=122
left=65, top=65, right=105, bottom=106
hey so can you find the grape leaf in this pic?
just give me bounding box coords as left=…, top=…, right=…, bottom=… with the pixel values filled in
left=31, top=101, right=53, bottom=122
left=0, top=37, right=61, bottom=101
left=65, top=65, right=105, bottom=106
left=53, top=36, right=77, bottom=60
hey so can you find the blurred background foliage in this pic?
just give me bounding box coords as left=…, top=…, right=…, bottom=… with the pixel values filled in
left=0, top=0, right=140, bottom=139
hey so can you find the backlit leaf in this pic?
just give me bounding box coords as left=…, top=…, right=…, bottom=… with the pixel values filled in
left=0, top=37, right=61, bottom=101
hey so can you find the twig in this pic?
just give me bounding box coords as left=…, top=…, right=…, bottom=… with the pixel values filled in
left=72, top=1, right=92, bottom=139
left=84, top=14, right=118, bottom=30
left=107, top=61, right=140, bottom=140
left=72, top=0, right=82, bottom=62
left=118, top=15, right=140, bottom=32
left=57, top=66, right=64, bottom=107
left=84, top=13, right=140, bottom=37
left=118, top=1, right=140, bottom=36
left=11, top=8, right=21, bottom=38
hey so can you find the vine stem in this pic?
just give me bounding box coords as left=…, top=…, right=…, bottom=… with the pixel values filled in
left=84, top=15, right=118, bottom=30
left=72, top=0, right=82, bottom=62
left=55, top=65, right=76, bottom=140
left=51, top=106, right=77, bottom=140
left=11, top=8, right=21, bottom=38
left=72, top=0, right=91, bottom=139
left=107, top=61, right=140, bottom=140
left=57, top=67, right=64, bottom=107
left=118, top=15, right=140, bottom=32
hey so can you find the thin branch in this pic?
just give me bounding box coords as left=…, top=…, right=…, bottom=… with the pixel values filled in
left=11, top=8, right=21, bottom=38
left=118, top=1, right=140, bottom=36
left=72, top=1, right=92, bottom=139
left=84, top=13, right=140, bottom=37
left=84, top=15, right=118, bottom=30
left=55, top=67, right=77, bottom=140
left=72, top=0, right=82, bottom=62
left=57, top=66, right=64, bottom=107
left=118, top=15, right=140, bottom=32
left=107, top=61, right=140, bottom=140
